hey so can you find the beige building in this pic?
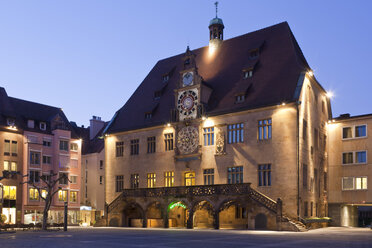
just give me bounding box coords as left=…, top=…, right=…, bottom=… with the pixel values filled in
left=328, top=114, right=372, bottom=227
left=102, top=18, right=332, bottom=231
left=74, top=116, right=106, bottom=225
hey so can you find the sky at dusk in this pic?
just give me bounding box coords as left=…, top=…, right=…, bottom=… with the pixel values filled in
left=0, top=0, right=371, bottom=127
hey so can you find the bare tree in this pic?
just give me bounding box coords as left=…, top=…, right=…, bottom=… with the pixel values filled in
left=22, top=170, right=70, bottom=230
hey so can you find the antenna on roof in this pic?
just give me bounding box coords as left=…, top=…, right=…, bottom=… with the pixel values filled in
left=215, top=1, right=219, bottom=18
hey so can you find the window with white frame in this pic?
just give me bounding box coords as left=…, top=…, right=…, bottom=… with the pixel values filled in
left=42, top=155, right=52, bottom=165
left=27, top=120, right=35, bottom=128
left=59, top=140, right=69, bottom=151
left=70, top=175, right=77, bottom=184
left=342, top=151, right=367, bottom=164
left=30, top=151, right=41, bottom=165
left=70, top=142, right=78, bottom=151
left=343, top=125, right=367, bottom=139
left=342, top=177, right=367, bottom=190
left=39, top=122, right=46, bottom=131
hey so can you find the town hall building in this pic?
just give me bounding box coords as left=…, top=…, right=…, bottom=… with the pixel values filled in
left=102, top=11, right=332, bottom=231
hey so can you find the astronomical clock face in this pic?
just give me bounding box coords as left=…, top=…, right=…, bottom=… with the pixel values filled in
left=177, top=126, right=199, bottom=154
left=177, top=89, right=198, bottom=121
left=182, top=71, right=194, bottom=86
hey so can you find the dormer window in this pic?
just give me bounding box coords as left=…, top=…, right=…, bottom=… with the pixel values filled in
left=7, top=118, right=15, bottom=127
left=250, top=49, right=259, bottom=58
left=28, top=120, right=35, bottom=128
left=162, top=74, right=169, bottom=83
left=184, top=58, right=190, bottom=65
left=40, top=122, right=46, bottom=131
left=154, top=91, right=162, bottom=100
left=243, top=70, right=253, bottom=79
left=235, top=95, right=245, bottom=103
left=145, top=113, right=152, bottom=120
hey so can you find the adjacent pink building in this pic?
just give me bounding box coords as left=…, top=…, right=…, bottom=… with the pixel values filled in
left=0, top=87, right=81, bottom=224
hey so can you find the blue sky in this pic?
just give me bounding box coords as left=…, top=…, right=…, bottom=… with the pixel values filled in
left=0, top=0, right=371, bottom=126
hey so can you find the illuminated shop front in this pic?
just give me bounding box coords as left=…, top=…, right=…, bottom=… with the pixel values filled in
left=1, top=185, right=17, bottom=224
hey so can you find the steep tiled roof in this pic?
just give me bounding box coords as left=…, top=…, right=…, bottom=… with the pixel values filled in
left=72, top=123, right=108, bottom=155
left=105, top=22, right=311, bottom=134
left=0, top=87, right=76, bottom=136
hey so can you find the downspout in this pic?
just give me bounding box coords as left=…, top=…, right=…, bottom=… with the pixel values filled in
left=296, top=101, right=300, bottom=219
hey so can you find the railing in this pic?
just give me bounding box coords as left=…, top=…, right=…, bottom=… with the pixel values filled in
left=107, top=183, right=280, bottom=214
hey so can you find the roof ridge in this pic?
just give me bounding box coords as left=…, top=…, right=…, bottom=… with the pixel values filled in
left=9, top=96, right=62, bottom=110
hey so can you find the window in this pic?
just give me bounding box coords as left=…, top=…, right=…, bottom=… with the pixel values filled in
left=355, top=125, right=367, bottom=138
left=100, top=160, right=103, bottom=169
left=203, top=169, right=214, bottom=185
left=303, top=119, right=307, bottom=140
left=314, top=128, right=319, bottom=150
left=59, top=140, right=69, bottom=151
left=322, top=101, right=325, bottom=113
left=3, top=161, right=16, bottom=172
left=250, top=49, right=259, bottom=58
left=184, top=58, right=190, bottom=65
left=130, top=139, right=139, bottom=155
left=58, top=190, right=68, bottom=202
left=342, top=152, right=353, bottom=164
left=116, top=141, right=124, bottom=157
left=29, top=188, right=39, bottom=201
left=42, top=174, right=51, bottom=183
left=130, top=174, right=139, bottom=189
left=99, top=176, right=103, bottom=185
left=30, top=151, right=40, bottom=165
left=147, top=173, right=156, bottom=188
left=304, top=202, right=308, bottom=217
left=28, top=120, right=35, bottom=128
left=70, top=191, right=77, bottom=203
left=343, top=151, right=367, bottom=164
left=342, top=127, right=352, bottom=139
left=70, top=143, right=78, bottom=151
left=41, top=190, right=47, bottom=199
left=356, top=151, right=367, bottom=163
left=184, top=172, right=195, bottom=186
left=228, top=123, right=244, bottom=143
left=39, top=122, right=46, bottom=131
left=29, top=171, right=40, bottom=183
left=355, top=177, right=368, bottom=190
left=343, top=125, right=367, bottom=139
left=243, top=70, right=253, bottom=79
left=258, top=164, right=271, bottom=186
left=314, top=169, right=318, bottom=193
left=303, top=164, right=308, bottom=189
left=115, top=175, right=124, bottom=192
left=7, top=118, right=15, bottom=126
left=164, top=133, right=174, bottom=151
left=203, top=127, right=214, bottom=146
left=164, top=171, right=174, bottom=187
left=3, top=186, right=16, bottom=200
left=324, top=172, right=327, bottom=191
left=43, top=139, right=51, bottom=147
left=235, top=95, right=245, bottom=103
left=11, top=141, right=17, bottom=156
left=59, top=173, right=69, bottom=185
left=43, top=155, right=52, bottom=165
left=235, top=207, right=247, bottom=219
left=4, top=140, right=10, bottom=155
left=258, top=119, right=272, bottom=140
left=154, top=91, right=162, bottom=100
left=342, top=177, right=368, bottom=190
left=162, top=74, right=169, bottom=82
left=70, top=175, right=77, bottom=184
left=228, top=166, right=243, bottom=184
left=145, top=113, right=152, bottom=120
left=147, top=136, right=156, bottom=153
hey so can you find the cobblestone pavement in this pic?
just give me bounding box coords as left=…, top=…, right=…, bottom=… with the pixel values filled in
left=0, top=227, right=371, bottom=248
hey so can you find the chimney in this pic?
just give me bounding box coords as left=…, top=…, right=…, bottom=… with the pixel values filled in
left=89, top=116, right=104, bottom=140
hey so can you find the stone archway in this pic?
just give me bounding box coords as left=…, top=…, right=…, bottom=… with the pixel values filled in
left=192, top=200, right=215, bottom=229
left=122, top=202, right=144, bottom=227
left=218, top=200, right=248, bottom=229
left=145, top=201, right=164, bottom=228
left=255, top=213, right=267, bottom=230
left=167, top=201, right=189, bottom=228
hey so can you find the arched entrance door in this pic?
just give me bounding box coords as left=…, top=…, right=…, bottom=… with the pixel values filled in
left=168, top=201, right=188, bottom=228
left=146, top=202, right=163, bottom=228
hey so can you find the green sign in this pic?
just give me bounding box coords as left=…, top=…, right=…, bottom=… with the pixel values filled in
left=169, top=202, right=186, bottom=210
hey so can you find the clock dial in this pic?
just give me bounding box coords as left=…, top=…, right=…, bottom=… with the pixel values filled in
left=177, top=126, right=199, bottom=154
left=177, top=90, right=198, bottom=118
left=182, top=72, right=194, bottom=86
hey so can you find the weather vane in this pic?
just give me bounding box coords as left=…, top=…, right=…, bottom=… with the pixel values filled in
left=215, top=1, right=218, bottom=18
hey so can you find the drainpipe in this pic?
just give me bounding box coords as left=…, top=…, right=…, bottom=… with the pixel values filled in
left=296, top=101, right=301, bottom=220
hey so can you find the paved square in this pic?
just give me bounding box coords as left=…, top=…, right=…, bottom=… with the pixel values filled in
left=0, top=227, right=371, bottom=248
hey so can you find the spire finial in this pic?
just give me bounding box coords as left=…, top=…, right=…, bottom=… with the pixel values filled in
left=215, top=1, right=218, bottom=18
